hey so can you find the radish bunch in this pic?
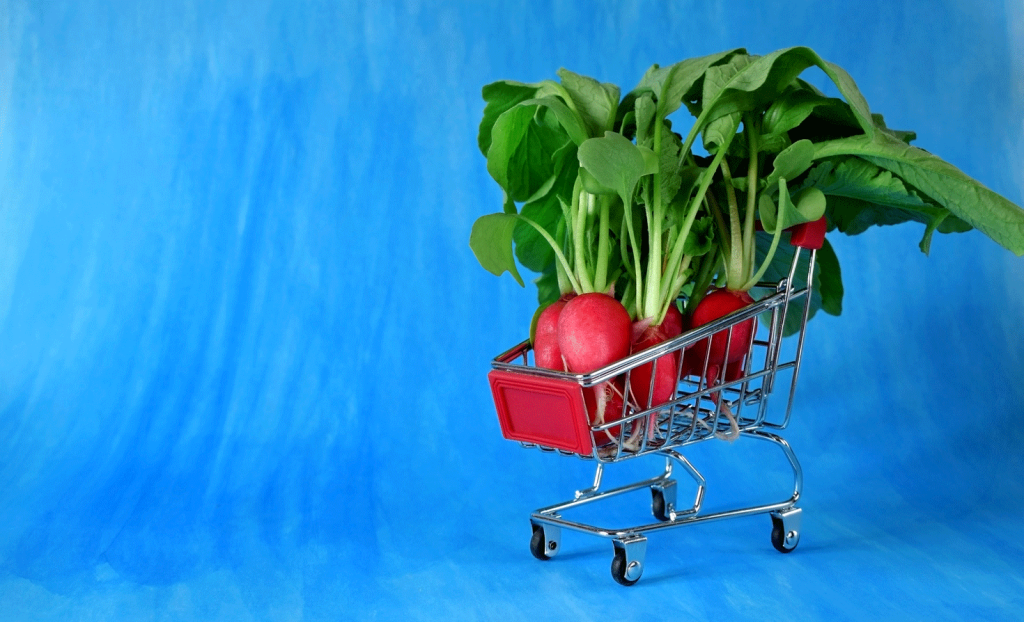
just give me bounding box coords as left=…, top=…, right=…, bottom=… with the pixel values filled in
left=472, top=47, right=1024, bottom=446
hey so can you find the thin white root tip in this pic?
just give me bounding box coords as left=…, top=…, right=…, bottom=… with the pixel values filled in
left=714, top=401, right=740, bottom=442
left=593, top=385, right=612, bottom=444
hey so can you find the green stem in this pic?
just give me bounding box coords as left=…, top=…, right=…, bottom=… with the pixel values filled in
left=742, top=113, right=760, bottom=285
left=618, top=212, right=636, bottom=300
left=517, top=214, right=582, bottom=293
left=644, top=119, right=664, bottom=320
left=684, top=250, right=721, bottom=317
left=744, top=226, right=782, bottom=290
left=618, top=212, right=633, bottom=279
left=594, top=195, right=611, bottom=293
left=674, top=116, right=740, bottom=271
left=742, top=178, right=786, bottom=290
left=619, top=279, right=636, bottom=321
left=571, top=178, right=594, bottom=293
left=658, top=234, right=685, bottom=312
left=622, top=196, right=644, bottom=314
left=707, top=193, right=730, bottom=254
left=554, top=218, right=571, bottom=295
left=719, top=159, right=744, bottom=290
left=660, top=254, right=692, bottom=324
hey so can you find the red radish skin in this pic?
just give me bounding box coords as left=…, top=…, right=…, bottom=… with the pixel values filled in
left=530, top=293, right=627, bottom=446
left=533, top=301, right=568, bottom=370
left=557, top=293, right=632, bottom=441
left=679, top=344, right=700, bottom=379
left=682, top=349, right=748, bottom=383
left=532, top=293, right=577, bottom=370
left=683, top=289, right=756, bottom=378
left=704, top=358, right=747, bottom=404
left=630, top=320, right=681, bottom=409
left=725, top=358, right=746, bottom=383
left=584, top=380, right=627, bottom=445
left=557, top=293, right=632, bottom=374
left=662, top=303, right=684, bottom=338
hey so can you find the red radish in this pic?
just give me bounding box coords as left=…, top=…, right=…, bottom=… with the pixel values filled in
left=533, top=301, right=568, bottom=370
left=557, top=293, right=632, bottom=374
left=725, top=357, right=746, bottom=382
left=662, top=302, right=684, bottom=338
left=629, top=320, right=682, bottom=409
left=685, top=295, right=750, bottom=443
left=703, top=358, right=747, bottom=405
left=584, top=379, right=627, bottom=445
left=557, top=293, right=632, bottom=440
left=682, top=289, right=756, bottom=378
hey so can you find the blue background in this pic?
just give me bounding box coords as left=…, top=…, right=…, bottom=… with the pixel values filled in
left=2, top=0, right=1023, bottom=619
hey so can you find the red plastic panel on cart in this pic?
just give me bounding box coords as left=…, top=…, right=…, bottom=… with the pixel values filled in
left=488, top=370, right=592, bottom=455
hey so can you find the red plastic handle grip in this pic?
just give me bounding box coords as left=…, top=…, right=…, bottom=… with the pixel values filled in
left=788, top=216, right=827, bottom=250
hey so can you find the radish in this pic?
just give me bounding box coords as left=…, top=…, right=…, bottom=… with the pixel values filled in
left=629, top=318, right=682, bottom=410
left=584, top=379, right=627, bottom=445
left=557, top=293, right=632, bottom=441
left=725, top=357, right=746, bottom=383
left=688, top=288, right=756, bottom=372
left=533, top=301, right=566, bottom=370
left=680, top=289, right=755, bottom=445
left=662, top=302, right=684, bottom=338
left=703, top=358, right=747, bottom=399
left=632, top=302, right=683, bottom=409
left=557, top=293, right=632, bottom=374
left=531, top=293, right=577, bottom=370
left=615, top=302, right=684, bottom=449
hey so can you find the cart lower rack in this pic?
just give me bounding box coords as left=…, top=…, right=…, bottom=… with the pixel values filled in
left=486, top=221, right=822, bottom=585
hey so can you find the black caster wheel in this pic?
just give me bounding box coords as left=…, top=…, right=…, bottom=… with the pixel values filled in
left=771, top=514, right=799, bottom=553
left=651, top=488, right=670, bottom=522
left=611, top=547, right=642, bottom=586
left=530, top=524, right=557, bottom=561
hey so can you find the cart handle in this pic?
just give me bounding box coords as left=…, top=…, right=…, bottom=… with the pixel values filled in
left=754, top=216, right=827, bottom=250
left=788, top=217, right=827, bottom=250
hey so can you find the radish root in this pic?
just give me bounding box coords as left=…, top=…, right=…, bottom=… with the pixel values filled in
left=713, top=401, right=740, bottom=442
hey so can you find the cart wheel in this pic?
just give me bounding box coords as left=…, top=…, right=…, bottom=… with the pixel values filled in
left=611, top=548, right=641, bottom=586
left=651, top=488, right=669, bottom=522
left=770, top=514, right=799, bottom=553
left=530, top=524, right=557, bottom=561
left=650, top=480, right=677, bottom=522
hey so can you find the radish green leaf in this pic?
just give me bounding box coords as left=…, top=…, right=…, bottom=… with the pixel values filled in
left=813, top=132, right=1024, bottom=255
left=470, top=213, right=525, bottom=286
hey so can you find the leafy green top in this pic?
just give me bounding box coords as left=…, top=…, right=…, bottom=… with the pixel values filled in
left=471, top=46, right=1024, bottom=328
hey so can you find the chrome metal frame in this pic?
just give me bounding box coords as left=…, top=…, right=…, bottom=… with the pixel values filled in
left=494, top=246, right=818, bottom=585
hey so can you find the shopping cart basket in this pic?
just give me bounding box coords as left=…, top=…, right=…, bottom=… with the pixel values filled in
left=486, top=218, right=825, bottom=585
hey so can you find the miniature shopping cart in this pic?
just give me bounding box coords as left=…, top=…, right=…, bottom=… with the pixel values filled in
left=486, top=219, right=825, bottom=586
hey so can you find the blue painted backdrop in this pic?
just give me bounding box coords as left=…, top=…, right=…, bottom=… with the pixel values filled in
left=1, top=0, right=1022, bottom=619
